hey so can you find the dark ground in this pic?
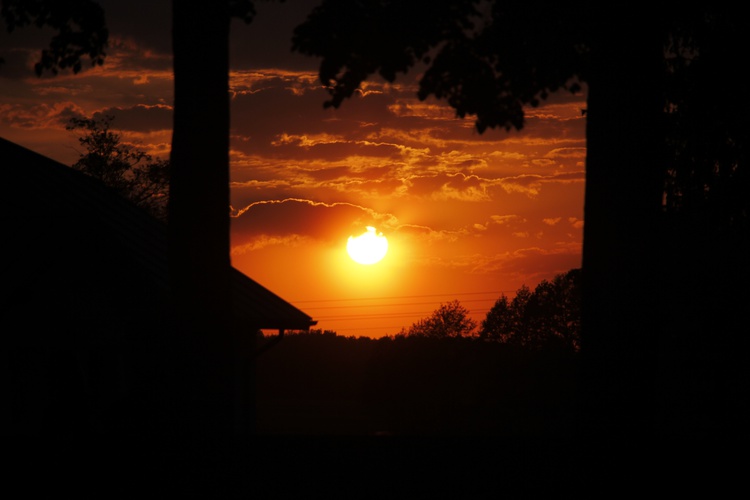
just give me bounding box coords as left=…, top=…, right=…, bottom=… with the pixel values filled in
left=4, top=337, right=747, bottom=496
left=3, top=433, right=744, bottom=497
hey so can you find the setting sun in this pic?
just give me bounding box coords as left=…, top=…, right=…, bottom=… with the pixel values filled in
left=0, top=0, right=586, bottom=338
left=346, top=226, right=388, bottom=265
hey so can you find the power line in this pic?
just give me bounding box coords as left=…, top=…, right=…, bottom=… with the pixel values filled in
left=309, top=297, right=504, bottom=311
left=315, top=306, right=493, bottom=321
left=291, top=289, right=516, bottom=305
left=293, top=290, right=513, bottom=336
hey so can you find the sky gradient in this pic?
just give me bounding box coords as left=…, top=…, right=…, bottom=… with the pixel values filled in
left=0, top=0, right=586, bottom=337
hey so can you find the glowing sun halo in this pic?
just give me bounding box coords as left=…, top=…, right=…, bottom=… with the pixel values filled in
left=347, top=226, right=388, bottom=265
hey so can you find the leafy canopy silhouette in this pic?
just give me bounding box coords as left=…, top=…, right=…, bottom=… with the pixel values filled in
left=293, top=0, right=586, bottom=133
left=0, top=0, right=108, bottom=75
left=292, top=2, right=750, bottom=439
left=1, top=0, right=290, bottom=437
left=480, top=269, right=580, bottom=351
left=401, top=300, right=477, bottom=339
left=67, top=115, right=170, bottom=222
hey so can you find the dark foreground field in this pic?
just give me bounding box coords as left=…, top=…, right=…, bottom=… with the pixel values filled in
left=5, top=432, right=742, bottom=497
left=255, top=334, right=580, bottom=438
left=4, top=335, right=745, bottom=496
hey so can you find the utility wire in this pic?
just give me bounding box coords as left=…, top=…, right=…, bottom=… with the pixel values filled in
left=291, top=289, right=516, bottom=305
left=291, top=290, right=515, bottom=336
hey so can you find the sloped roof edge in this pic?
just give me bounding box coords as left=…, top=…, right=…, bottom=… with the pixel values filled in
left=1, top=136, right=316, bottom=331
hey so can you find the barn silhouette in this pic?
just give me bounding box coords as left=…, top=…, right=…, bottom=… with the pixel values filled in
left=0, top=136, right=315, bottom=436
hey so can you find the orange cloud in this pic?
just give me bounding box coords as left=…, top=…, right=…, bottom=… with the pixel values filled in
left=230, top=198, right=399, bottom=249
left=0, top=101, right=86, bottom=129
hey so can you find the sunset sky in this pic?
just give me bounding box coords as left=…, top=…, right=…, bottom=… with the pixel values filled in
left=0, top=0, right=586, bottom=337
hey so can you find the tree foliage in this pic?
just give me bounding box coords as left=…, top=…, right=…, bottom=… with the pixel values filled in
left=2, top=0, right=289, bottom=437
left=0, top=0, right=108, bottom=75
left=402, top=300, right=477, bottom=339
left=290, top=5, right=671, bottom=439
left=662, top=8, right=750, bottom=235
left=292, top=0, right=586, bottom=134
left=480, top=269, right=580, bottom=351
left=67, top=115, right=169, bottom=221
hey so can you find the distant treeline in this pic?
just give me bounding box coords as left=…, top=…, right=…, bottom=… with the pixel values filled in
left=477, top=268, right=580, bottom=350
left=254, top=271, right=581, bottom=436
left=271, top=268, right=581, bottom=351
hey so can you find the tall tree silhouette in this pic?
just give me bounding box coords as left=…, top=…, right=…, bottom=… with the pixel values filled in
left=2, top=0, right=274, bottom=437
left=580, top=7, right=667, bottom=439
left=292, top=1, right=749, bottom=439
left=290, top=0, right=649, bottom=438
left=168, top=0, right=268, bottom=437
left=167, top=1, right=236, bottom=437
left=658, top=8, right=750, bottom=435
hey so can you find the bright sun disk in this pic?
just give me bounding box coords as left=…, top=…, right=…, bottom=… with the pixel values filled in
left=347, top=226, right=388, bottom=265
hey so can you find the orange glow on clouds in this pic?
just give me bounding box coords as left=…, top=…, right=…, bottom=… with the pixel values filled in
left=1, top=1, right=585, bottom=337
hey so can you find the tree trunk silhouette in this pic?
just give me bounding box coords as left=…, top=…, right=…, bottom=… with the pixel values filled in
left=168, top=1, right=234, bottom=437
left=580, top=14, right=666, bottom=440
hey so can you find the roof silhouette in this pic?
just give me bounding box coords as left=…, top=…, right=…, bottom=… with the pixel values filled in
left=0, top=135, right=316, bottom=331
